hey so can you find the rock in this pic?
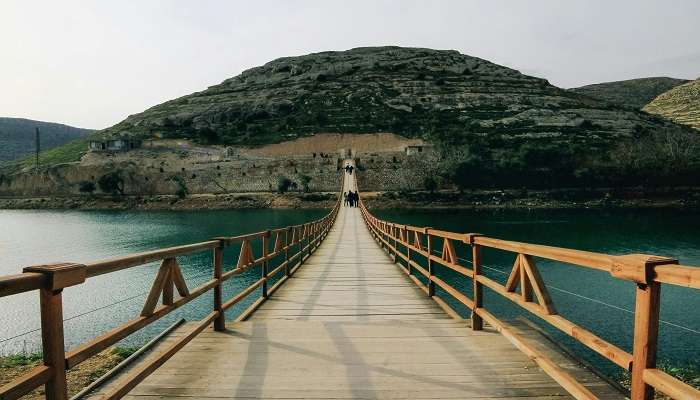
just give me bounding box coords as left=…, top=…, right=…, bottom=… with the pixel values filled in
left=91, top=47, right=689, bottom=152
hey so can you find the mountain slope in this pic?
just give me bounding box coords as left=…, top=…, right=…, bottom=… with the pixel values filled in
left=99, top=47, right=682, bottom=150
left=0, top=118, right=93, bottom=162
left=569, top=77, right=689, bottom=110
left=6, top=47, right=699, bottom=190
left=643, top=78, right=700, bottom=130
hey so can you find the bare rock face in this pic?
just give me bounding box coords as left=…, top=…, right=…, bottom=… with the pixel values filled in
left=98, top=46, right=687, bottom=152
left=570, top=77, right=689, bottom=110
left=643, top=78, right=700, bottom=131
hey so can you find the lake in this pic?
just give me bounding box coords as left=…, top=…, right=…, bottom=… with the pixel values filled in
left=375, top=208, right=700, bottom=376
left=1, top=207, right=698, bottom=378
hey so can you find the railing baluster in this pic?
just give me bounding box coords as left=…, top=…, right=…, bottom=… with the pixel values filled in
left=262, top=231, right=270, bottom=298
left=213, top=239, right=226, bottom=331
left=427, top=230, right=435, bottom=297
left=285, top=228, right=291, bottom=277
left=470, top=237, right=484, bottom=330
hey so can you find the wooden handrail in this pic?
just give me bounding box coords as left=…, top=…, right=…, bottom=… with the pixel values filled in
left=0, top=177, right=343, bottom=400
left=356, top=176, right=700, bottom=400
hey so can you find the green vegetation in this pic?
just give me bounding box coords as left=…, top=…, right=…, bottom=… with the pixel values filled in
left=171, top=176, right=189, bottom=199
left=0, top=117, right=93, bottom=162
left=1, top=137, right=88, bottom=173
left=435, top=127, right=700, bottom=189
left=423, top=176, right=438, bottom=194
left=110, top=346, right=138, bottom=359
left=0, top=352, right=42, bottom=368
left=98, top=171, right=124, bottom=195
left=298, top=174, right=312, bottom=193
left=277, top=176, right=292, bottom=194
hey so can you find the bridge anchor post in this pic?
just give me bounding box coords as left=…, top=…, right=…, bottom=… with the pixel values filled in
left=24, top=263, right=87, bottom=400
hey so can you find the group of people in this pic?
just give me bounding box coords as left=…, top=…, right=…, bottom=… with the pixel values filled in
left=344, top=191, right=359, bottom=207
left=344, top=164, right=354, bottom=175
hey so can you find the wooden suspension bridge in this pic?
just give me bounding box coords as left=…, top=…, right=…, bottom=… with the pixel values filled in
left=1, top=163, right=699, bottom=400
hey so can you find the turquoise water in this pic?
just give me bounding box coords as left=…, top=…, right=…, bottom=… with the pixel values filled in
left=375, top=208, right=700, bottom=376
left=0, top=209, right=326, bottom=355
left=0, top=208, right=698, bottom=380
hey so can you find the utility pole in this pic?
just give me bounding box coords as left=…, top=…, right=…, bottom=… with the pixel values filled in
left=35, top=127, right=40, bottom=172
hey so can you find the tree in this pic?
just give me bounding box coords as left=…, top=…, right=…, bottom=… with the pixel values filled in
left=97, top=172, right=124, bottom=195
left=423, top=176, right=438, bottom=194
left=299, top=175, right=312, bottom=193
left=277, top=176, right=292, bottom=194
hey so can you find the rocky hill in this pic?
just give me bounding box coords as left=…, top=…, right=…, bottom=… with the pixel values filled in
left=3, top=47, right=699, bottom=194
left=643, top=78, right=700, bottom=130
left=569, top=77, right=688, bottom=110
left=0, top=118, right=93, bottom=162
left=101, top=47, right=683, bottom=148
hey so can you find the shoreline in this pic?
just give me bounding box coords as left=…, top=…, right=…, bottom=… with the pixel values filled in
left=1, top=187, right=699, bottom=211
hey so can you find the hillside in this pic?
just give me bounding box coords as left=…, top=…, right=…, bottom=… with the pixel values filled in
left=3, top=47, right=699, bottom=193
left=0, top=118, right=93, bottom=162
left=99, top=47, right=683, bottom=151
left=643, top=78, right=700, bottom=130
left=569, top=77, right=689, bottom=110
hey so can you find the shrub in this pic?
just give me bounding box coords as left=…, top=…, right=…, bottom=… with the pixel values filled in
left=97, top=172, right=124, bottom=195
left=171, top=176, right=189, bottom=199
left=277, top=176, right=292, bottom=193
left=78, top=181, right=96, bottom=194
left=299, top=175, right=312, bottom=192
left=423, top=176, right=438, bottom=194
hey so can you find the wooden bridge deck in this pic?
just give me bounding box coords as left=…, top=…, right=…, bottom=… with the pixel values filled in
left=101, top=174, right=625, bottom=400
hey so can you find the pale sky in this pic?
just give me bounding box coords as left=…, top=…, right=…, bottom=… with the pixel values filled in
left=1, top=0, right=699, bottom=130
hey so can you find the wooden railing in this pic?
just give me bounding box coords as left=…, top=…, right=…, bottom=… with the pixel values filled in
left=0, top=187, right=342, bottom=400
left=357, top=181, right=700, bottom=400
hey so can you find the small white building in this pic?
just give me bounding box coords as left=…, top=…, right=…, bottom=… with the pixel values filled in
left=89, top=138, right=142, bottom=152
left=405, top=145, right=430, bottom=155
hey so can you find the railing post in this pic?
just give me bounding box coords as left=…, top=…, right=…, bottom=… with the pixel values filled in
left=212, top=239, right=226, bottom=331
left=392, top=225, right=398, bottom=261
left=262, top=231, right=270, bottom=298
left=407, top=227, right=412, bottom=275
left=23, top=263, right=87, bottom=400
left=469, top=234, right=484, bottom=330
left=285, top=228, right=291, bottom=277
left=630, top=280, right=661, bottom=400
left=611, top=254, right=677, bottom=400
left=426, top=229, right=435, bottom=297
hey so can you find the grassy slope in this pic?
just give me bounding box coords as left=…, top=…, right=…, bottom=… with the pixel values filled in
left=1, top=137, right=88, bottom=174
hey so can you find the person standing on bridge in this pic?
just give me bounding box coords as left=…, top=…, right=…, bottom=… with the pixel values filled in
left=343, top=191, right=349, bottom=206
left=350, top=190, right=358, bottom=207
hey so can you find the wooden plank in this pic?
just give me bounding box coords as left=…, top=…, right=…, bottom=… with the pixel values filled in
left=630, top=281, right=661, bottom=400
left=140, top=261, right=170, bottom=317
left=0, top=365, right=52, bottom=400
left=101, top=311, right=219, bottom=400
left=643, top=368, right=700, bottom=400
left=39, top=288, right=68, bottom=400
left=170, top=260, right=190, bottom=297
left=475, top=309, right=598, bottom=400
left=521, top=255, right=556, bottom=314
